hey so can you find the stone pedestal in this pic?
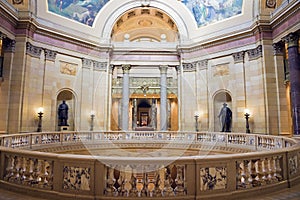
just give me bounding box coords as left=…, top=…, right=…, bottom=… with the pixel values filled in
left=60, top=126, right=69, bottom=131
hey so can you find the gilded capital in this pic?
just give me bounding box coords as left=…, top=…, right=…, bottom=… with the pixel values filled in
left=284, top=33, right=299, bottom=48
left=159, top=65, right=168, bottom=74
left=272, top=42, right=284, bottom=56
left=122, top=64, right=131, bottom=73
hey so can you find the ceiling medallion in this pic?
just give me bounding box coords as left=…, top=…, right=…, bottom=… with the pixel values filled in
left=13, top=0, right=23, bottom=4
left=266, top=0, right=276, bottom=8
left=138, top=19, right=153, bottom=27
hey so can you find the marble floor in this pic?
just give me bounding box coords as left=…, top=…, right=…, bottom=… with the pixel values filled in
left=0, top=184, right=299, bottom=200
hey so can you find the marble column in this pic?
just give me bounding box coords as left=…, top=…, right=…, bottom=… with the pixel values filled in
left=133, top=98, right=137, bottom=130
left=160, top=65, right=168, bottom=131
left=285, top=33, right=300, bottom=135
left=121, top=65, right=131, bottom=131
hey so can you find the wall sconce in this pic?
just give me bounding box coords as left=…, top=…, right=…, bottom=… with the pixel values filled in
left=244, top=109, right=250, bottom=133
left=194, top=111, right=200, bottom=132
left=37, top=107, right=44, bottom=132
left=90, top=110, right=95, bottom=131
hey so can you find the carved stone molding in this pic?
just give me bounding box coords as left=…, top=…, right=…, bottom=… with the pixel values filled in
left=272, top=42, right=284, bottom=56
left=266, top=0, right=276, bottom=8
left=284, top=33, right=299, bottom=48
left=26, top=42, right=42, bottom=58
left=247, top=45, right=263, bottom=61
left=183, top=63, right=196, bottom=72
left=3, top=39, right=16, bottom=53
left=122, top=64, right=131, bottom=73
left=82, top=58, right=93, bottom=69
left=93, top=61, right=107, bottom=71
left=232, top=51, right=245, bottom=63
left=44, top=49, right=57, bottom=61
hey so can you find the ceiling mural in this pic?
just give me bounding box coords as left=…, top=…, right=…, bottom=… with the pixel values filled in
left=47, top=0, right=243, bottom=28
left=182, top=0, right=243, bottom=27
left=47, top=0, right=110, bottom=26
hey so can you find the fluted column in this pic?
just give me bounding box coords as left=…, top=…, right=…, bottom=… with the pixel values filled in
left=121, top=65, right=131, bottom=131
left=160, top=65, right=168, bottom=131
left=285, top=33, right=300, bottom=135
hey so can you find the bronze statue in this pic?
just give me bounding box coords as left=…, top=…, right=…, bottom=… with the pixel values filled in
left=218, top=103, right=232, bottom=132
left=58, top=100, right=69, bottom=126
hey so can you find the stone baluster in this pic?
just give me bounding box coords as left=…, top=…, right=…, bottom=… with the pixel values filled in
left=254, top=160, right=261, bottom=186
left=261, top=158, right=268, bottom=184
left=28, top=158, right=34, bottom=183
left=247, top=160, right=254, bottom=187
left=175, top=165, right=185, bottom=195
left=4, top=155, right=14, bottom=181
left=105, top=167, right=116, bottom=196
left=274, top=156, right=283, bottom=181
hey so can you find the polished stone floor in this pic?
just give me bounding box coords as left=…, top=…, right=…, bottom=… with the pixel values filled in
left=0, top=184, right=299, bottom=200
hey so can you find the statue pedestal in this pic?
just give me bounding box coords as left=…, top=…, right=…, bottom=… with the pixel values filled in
left=60, top=126, right=69, bottom=131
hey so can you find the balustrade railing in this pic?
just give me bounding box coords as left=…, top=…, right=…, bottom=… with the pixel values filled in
left=0, top=132, right=299, bottom=200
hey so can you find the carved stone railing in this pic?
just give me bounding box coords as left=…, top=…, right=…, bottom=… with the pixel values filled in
left=0, top=132, right=299, bottom=200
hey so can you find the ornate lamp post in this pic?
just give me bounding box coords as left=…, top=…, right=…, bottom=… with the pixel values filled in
left=90, top=110, right=95, bottom=131
left=194, top=112, right=200, bottom=132
left=37, top=107, right=44, bottom=132
left=244, top=109, right=250, bottom=133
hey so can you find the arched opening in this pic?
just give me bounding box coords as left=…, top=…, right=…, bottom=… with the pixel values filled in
left=57, top=90, right=76, bottom=131
left=214, top=92, right=232, bottom=132
left=111, top=7, right=178, bottom=42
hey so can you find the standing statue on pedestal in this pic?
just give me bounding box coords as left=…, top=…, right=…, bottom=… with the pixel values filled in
left=58, top=100, right=69, bottom=126
left=218, top=103, right=232, bottom=132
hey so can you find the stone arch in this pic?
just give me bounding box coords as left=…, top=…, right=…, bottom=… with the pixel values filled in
left=213, top=90, right=232, bottom=132
left=56, top=89, right=77, bottom=131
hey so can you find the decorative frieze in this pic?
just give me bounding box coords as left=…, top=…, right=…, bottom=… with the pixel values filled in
left=26, top=42, right=42, bottom=58
left=93, top=61, right=107, bottom=71
left=272, top=42, right=284, bottom=56
left=213, top=64, right=229, bottom=77
left=182, top=63, right=196, bottom=72
left=232, top=51, right=245, bottom=63
left=44, top=49, right=57, bottom=61
left=247, top=45, right=263, bottom=61
left=60, top=61, right=77, bottom=76
left=3, top=38, right=16, bottom=53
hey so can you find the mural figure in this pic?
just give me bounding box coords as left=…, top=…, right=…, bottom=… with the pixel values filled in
left=48, top=0, right=110, bottom=26
left=183, top=0, right=243, bottom=27
left=218, top=103, right=232, bottom=132
left=58, top=100, right=69, bottom=126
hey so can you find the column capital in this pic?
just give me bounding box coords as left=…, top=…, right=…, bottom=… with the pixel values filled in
left=159, top=65, right=168, bottom=74
left=272, top=42, right=284, bottom=56
left=26, top=42, right=42, bottom=58
left=3, top=38, right=16, bottom=53
left=247, top=45, right=262, bottom=61
left=232, top=51, right=245, bottom=63
left=44, top=49, right=57, bottom=61
left=122, top=64, right=131, bottom=73
left=82, top=58, right=93, bottom=69
left=284, top=33, right=299, bottom=48
left=109, top=65, right=115, bottom=74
